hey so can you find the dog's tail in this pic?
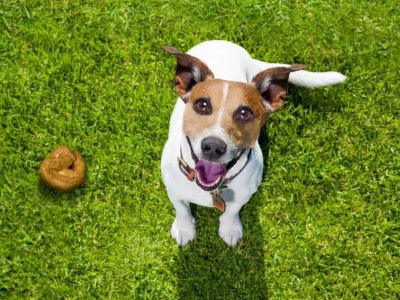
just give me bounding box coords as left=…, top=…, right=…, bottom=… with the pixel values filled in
left=251, top=59, right=346, bottom=88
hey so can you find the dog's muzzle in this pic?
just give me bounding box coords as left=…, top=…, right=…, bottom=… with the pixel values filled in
left=178, top=136, right=253, bottom=212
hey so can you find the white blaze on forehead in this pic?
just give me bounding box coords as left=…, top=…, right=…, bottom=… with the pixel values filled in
left=216, top=82, right=230, bottom=126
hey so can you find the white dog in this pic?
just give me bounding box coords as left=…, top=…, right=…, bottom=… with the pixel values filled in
left=161, top=40, right=345, bottom=246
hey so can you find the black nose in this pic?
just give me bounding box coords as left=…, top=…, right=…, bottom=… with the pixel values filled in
left=201, top=137, right=227, bottom=161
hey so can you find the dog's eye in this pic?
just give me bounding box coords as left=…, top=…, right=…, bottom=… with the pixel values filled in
left=234, top=106, right=254, bottom=123
left=193, top=98, right=212, bottom=115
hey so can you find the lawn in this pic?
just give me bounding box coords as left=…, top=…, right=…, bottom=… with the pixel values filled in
left=1, top=0, right=399, bottom=298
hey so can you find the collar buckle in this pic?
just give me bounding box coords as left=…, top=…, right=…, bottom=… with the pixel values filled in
left=177, top=156, right=196, bottom=181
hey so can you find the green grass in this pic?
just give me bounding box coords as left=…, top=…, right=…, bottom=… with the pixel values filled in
left=1, top=0, right=399, bottom=298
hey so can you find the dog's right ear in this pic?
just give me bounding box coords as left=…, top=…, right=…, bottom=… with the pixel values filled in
left=162, top=46, right=214, bottom=101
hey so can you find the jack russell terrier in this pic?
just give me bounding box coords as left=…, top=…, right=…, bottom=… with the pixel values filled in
left=161, top=40, right=346, bottom=246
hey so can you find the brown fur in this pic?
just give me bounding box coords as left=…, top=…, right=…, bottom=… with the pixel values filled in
left=252, top=65, right=306, bottom=113
left=163, top=46, right=299, bottom=150
left=183, top=79, right=268, bottom=148
left=162, top=46, right=214, bottom=99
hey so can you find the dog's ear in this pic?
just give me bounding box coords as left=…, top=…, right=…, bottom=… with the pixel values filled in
left=162, top=46, right=214, bottom=100
left=251, top=65, right=306, bottom=114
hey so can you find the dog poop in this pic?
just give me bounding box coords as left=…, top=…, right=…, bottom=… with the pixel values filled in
left=39, top=146, right=86, bottom=192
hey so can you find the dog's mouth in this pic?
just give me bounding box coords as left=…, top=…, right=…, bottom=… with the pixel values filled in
left=194, top=159, right=226, bottom=191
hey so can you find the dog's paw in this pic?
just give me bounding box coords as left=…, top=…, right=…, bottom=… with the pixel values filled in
left=219, top=215, right=243, bottom=247
left=171, top=217, right=196, bottom=246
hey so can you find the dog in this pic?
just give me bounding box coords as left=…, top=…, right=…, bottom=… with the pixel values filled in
left=161, top=40, right=346, bottom=246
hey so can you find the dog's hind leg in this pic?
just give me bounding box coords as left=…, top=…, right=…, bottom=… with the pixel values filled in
left=170, top=198, right=196, bottom=246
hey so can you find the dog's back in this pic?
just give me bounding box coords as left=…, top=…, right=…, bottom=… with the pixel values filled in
left=188, top=40, right=346, bottom=87
left=186, top=40, right=253, bottom=82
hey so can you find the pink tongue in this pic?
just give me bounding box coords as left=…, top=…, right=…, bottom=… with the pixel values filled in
left=195, top=159, right=226, bottom=186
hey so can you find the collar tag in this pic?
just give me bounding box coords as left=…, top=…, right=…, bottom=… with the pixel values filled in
left=211, top=189, right=226, bottom=212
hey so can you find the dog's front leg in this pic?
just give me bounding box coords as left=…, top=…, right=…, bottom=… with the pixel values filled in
left=170, top=198, right=196, bottom=246
left=219, top=199, right=250, bottom=246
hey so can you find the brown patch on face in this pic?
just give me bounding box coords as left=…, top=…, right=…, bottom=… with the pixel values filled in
left=183, top=79, right=268, bottom=149
left=183, top=79, right=222, bottom=138
left=220, top=83, right=267, bottom=148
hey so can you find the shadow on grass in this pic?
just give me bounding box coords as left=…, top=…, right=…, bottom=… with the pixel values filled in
left=175, top=130, right=270, bottom=299
left=175, top=198, right=267, bottom=299
left=289, top=85, right=346, bottom=113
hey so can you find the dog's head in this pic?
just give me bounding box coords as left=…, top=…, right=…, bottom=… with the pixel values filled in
left=164, top=46, right=304, bottom=189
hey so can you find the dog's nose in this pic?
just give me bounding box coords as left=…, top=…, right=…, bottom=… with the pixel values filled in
left=201, top=137, right=227, bottom=161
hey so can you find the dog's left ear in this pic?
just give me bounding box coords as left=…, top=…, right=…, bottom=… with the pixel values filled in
left=162, top=46, right=214, bottom=101
left=251, top=65, right=306, bottom=114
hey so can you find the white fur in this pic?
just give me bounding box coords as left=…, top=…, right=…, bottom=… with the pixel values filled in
left=161, top=40, right=345, bottom=246
left=252, top=59, right=347, bottom=88
left=191, top=65, right=202, bottom=83
left=216, top=82, right=230, bottom=127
